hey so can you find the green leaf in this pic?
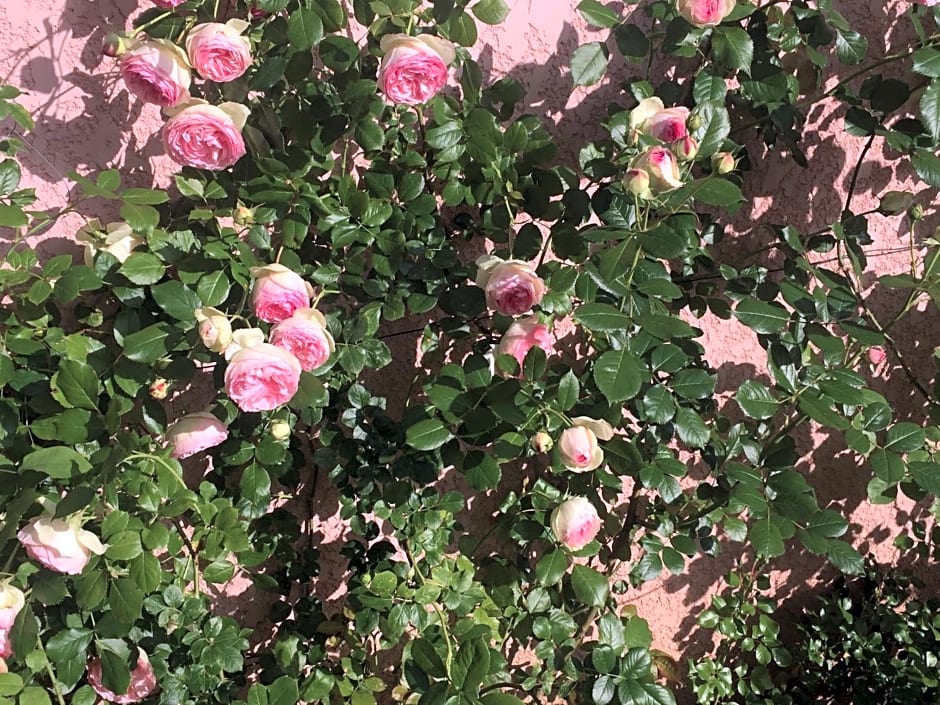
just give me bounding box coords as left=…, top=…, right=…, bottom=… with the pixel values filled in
left=670, top=369, right=715, bottom=400
left=0, top=203, right=26, bottom=228
left=920, top=80, right=940, bottom=144
left=574, top=303, right=631, bottom=331
left=913, top=149, right=940, bottom=187
left=577, top=0, right=619, bottom=28
left=105, top=531, right=142, bottom=561
left=151, top=281, right=201, bottom=321
left=735, top=379, right=778, bottom=419
left=287, top=8, right=324, bottom=50
left=405, top=418, right=452, bottom=451
left=268, top=676, right=300, bottom=705
left=196, top=271, right=231, bottom=307
left=570, top=565, right=608, bottom=607
left=20, top=686, right=52, bottom=705
left=410, top=639, right=447, bottom=679
left=0, top=159, right=21, bottom=195
left=594, top=348, right=643, bottom=403
left=734, top=299, right=790, bottom=334
left=570, top=42, right=609, bottom=87
left=0, top=673, right=23, bottom=697
left=51, top=359, right=101, bottom=411
left=481, top=694, right=525, bottom=705
left=535, top=550, right=569, bottom=586
left=835, top=28, right=867, bottom=65
left=121, top=323, right=171, bottom=364
left=122, top=188, right=169, bottom=205
left=109, top=578, right=144, bottom=624
left=674, top=408, right=709, bottom=448
left=712, top=26, right=753, bottom=74
left=826, top=540, right=864, bottom=575
left=119, top=252, right=165, bottom=285
left=913, top=47, right=940, bottom=78
left=21, top=446, right=92, bottom=479
left=119, top=203, right=159, bottom=234
left=556, top=370, right=580, bottom=411
left=884, top=422, right=925, bottom=452
left=471, top=0, right=509, bottom=24
left=46, top=628, right=94, bottom=689
left=750, top=518, right=785, bottom=558
left=689, top=178, right=743, bottom=209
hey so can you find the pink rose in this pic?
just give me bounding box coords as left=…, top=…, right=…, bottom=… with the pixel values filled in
left=475, top=256, right=547, bottom=317
left=153, top=0, right=186, bottom=7
left=630, top=97, right=690, bottom=143
left=162, top=101, right=249, bottom=171
left=120, top=39, right=191, bottom=107
left=17, top=516, right=106, bottom=575
left=558, top=417, right=614, bottom=473
left=225, top=343, right=302, bottom=412
left=88, top=652, right=158, bottom=704
left=165, top=412, right=228, bottom=459
left=378, top=34, right=456, bottom=105
left=250, top=263, right=313, bottom=323
left=630, top=146, right=684, bottom=193
left=0, top=584, right=24, bottom=631
left=676, top=0, right=737, bottom=27
left=195, top=307, right=233, bottom=353
left=0, top=630, right=10, bottom=659
left=551, top=497, right=602, bottom=550
left=269, top=308, right=335, bottom=371
left=186, top=20, right=252, bottom=83
left=496, top=316, right=553, bottom=373
left=868, top=347, right=887, bottom=365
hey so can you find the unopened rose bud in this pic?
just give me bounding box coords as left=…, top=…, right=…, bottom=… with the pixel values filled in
left=624, top=168, right=652, bottom=199
left=909, top=203, right=924, bottom=221
left=675, top=135, right=698, bottom=161
left=233, top=203, right=255, bottom=225
left=687, top=113, right=702, bottom=131
left=102, top=33, right=127, bottom=58
left=868, top=347, right=887, bottom=365
left=712, top=152, right=736, bottom=175
left=195, top=307, right=233, bottom=353
left=149, top=378, right=169, bottom=400
left=878, top=191, right=914, bottom=216
left=550, top=497, right=602, bottom=550
left=532, top=431, right=553, bottom=453
left=271, top=420, right=291, bottom=441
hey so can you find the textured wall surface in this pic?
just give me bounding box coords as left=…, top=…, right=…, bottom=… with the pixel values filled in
left=1, top=0, right=937, bottom=686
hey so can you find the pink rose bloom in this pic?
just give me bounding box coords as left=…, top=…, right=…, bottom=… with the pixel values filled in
left=269, top=308, right=335, bottom=371
left=676, top=0, right=737, bottom=27
left=0, top=630, right=11, bottom=659
left=630, top=146, right=684, bottom=193
left=186, top=20, right=252, bottom=83
left=152, top=0, right=186, bottom=7
left=163, top=100, right=249, bottom=171
left=551, top=497, right=602, bottom=550
left=476, top=256, right=547, bottom=317
left=250, top=263, right=313, bottom=323
left=378, top=34, right=456, bottom=105
left=120, top=39, right=191, bottom=108
left=88, top=652, right=158, bottom=704
left=630, top=97, right=690, bottom=143
left=558, top=417, right=614, bottom=473
left=496, top=316, right=553, bottom=372
left=225, top=343, right=302, bottom=412
left=17, top=516, right=106, bottom=575
left=0, top=584, right=24, bottom=631
left=165, top=412, right=228, bottom=459
left=868, top=347, right=887, bottom=365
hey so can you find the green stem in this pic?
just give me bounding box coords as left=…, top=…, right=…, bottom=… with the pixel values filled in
left=132, top=10, right=173, bottom=37
left=37, top=637, right=67, bottom=705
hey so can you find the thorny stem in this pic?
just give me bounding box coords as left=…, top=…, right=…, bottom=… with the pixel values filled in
left=171, top=518, right=201, bottom=597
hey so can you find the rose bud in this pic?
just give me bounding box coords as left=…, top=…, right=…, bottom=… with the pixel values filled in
left=909, top=203, right=925, bottom=221
left=624, top=168, right=652, bottom=199
left=88, top=651, right=158, bottom=704
left=233, top=203, right=255, bottom=225
left=102, top=33, right=127, bottom=58
left=225, top=343, right=302, bottom=412
left=165, top=411, right=228, bottom=459
left=676, top=0, right=737, bottom=27
left=878, top=191, right=914, bottom=216
left=149, top=378, right=169, bottom=400
left=550, top=497, right=602, bottom=550
left=630, top=146, right=683, bottom=193
left=186, top=20, right=253, bottom=83
left=629, top=97, right=690, bottom=143
left=712, top=151, right=736, bottom=174
left=674, top=135, right=698, bottom=161
left=475, top=255, right=547, bottom=317
left=120, top=38, right=191, bottom=107
left=162, top=100, right=249, bottom=171
left=270, top=420, right=291, bottom=441
left=269, top=307, right=335, bottom=371
left=378, top=34, right=456, bottom=105
left=558, top=417, right=614, bottom=473
left=868, top=347, right=887, bottom=365
left=495, top=316, right=553, bottom=375
left=75, top=219, right=145, bottom=266
left=531, top=431, right=553, bottom=453
left=195, top=307, right=233, bottom=353
left=17, top=515, right=106, bottom=575
left=250, top=263, right=314, bottom=323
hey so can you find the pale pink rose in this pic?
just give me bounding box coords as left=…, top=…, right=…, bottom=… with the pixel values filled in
left=225, top=343, right=302, bottom=412
left=630, top=97, right=690, bottom=143
left=378, top=34, right=456, bottom=105
left=153, top=0, right=186, bottom=7
left=120, top=39, right=191, bottom=108
left=250, top=264, right=313, bottom=323
left=868, top=347, right=887, bottom=365
left=186, top=21, right=252, bottom=83
left=194, top=307, right=233, bottom=353
left=88, top=652, right=158, bottom=704
left=17, top=516, right=106, bottom=575
left=0, top=584, right=24, bottom=631
left=496, top=317, right=553, bottom=372
left=551, top=497, right=602, bottom=550
left=558, top=417, right=614, bottom=473
left=630, top=146, right=684, bottom=193
left=75, top=220, right=145, bottom=266
left=476, top=256, right=547, bottom=317
left=269, top=308, right=335, bottom=371
left=915, top=0, right=940, bottom=5
left=0, top=630, right=10, bottom=659
left=676, top=0, right=737, bottom=27
left=162, top=101, right=249, bottom=171
left=165, top=412, right=228, bottom=459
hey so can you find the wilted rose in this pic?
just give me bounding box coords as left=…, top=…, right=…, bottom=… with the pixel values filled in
left=17, top=515, right=106, bottom=575
left=87, top=651, right=158, bottom=704
left=120, top=38, right=191, bottom=107
left=630, top=146, right=684, bottom=193
left=551, top=497, right=602, bottom=550
left=186, top=20, right=252, bottom=83
left=496, top=316, right=553, bottom=373
left=225, top=343, right=302, bottom=412
left=476, top=256, right=547, bottom=317
left=250, top=263, right=313, bottom=323
left=162, top=100, right=249, bottom=171
left=76, top=220, right=145, bottom=266
left=165, top=411, right=228, bottom=459
left=269, top=308, right=335, bottom=371
left=378, top=34, right=455, bottom=105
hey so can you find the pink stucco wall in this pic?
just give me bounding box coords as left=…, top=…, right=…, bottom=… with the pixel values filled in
left=1, top=0, right=936, bottom=679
